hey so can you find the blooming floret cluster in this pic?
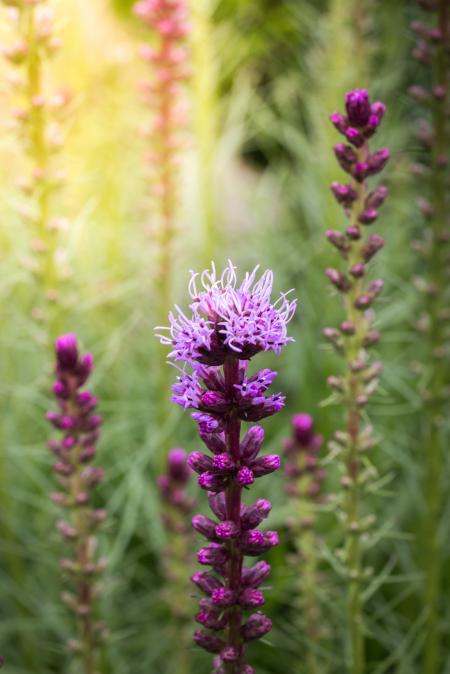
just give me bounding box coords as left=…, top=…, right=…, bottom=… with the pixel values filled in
left=157, top=262, right=296, bottom=366
left=157, top=261, right=296, bottom=673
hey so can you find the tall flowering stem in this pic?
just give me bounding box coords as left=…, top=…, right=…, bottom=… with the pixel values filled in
left=134, top=0, right=190, bottom=313
left=410, top=4, right=449, bottom=673
left=1, top=0, right=69, bottom=323
left=156, top=261, right=296, bottom=673
left=47, top=335, right=107, bottom=674
left=326, top=90, right=389, bottom=674
left=158, top=448, right=195, bottom=674
left=284, top=414, right=325, bottom=674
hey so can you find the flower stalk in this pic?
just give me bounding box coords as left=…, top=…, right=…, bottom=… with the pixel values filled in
left=1, top=0, right=69, bottom=325
left=158, top=448, right=196, bottom=674
left=410, top=4, right=449, bottom=672
left=47, top=334, right=107, bottom=674
left=326, top=89, right=389, bottom=674
left=134, top=0, right=190, bottom=314
left=284, top=414, right=326, bottom=674
left=156, top=261, right=296, bottom=673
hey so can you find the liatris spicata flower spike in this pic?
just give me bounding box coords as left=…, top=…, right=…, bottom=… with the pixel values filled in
left=1, top=0, right=70, bottom=323
left=327, top=90, right=389, bottom=674
left=410, top=5, right=449, bottom=673
left=47, top=334, right=107, bottom=673
left=134, top=0, right=190, bottom=311
left=283, top=414, right=326, bottom=674
left=158, top=448, right=196, bottom=672
left=156, top=261, right=296, bottom=673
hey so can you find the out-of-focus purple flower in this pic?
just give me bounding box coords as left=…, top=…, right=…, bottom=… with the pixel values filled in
left=47, top=334, right=106, bottom=665
left=157, top=261, right=296, bottom=672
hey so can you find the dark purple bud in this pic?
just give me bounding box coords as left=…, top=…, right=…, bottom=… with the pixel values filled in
left=193, top=630, right=224, bottom=653
left=358, top=208, right=378, bottom=224
left=198, top=472, right=227, bottom=492
left=55, top=333, right=78, bottom=370
left=241, top=499, right=272, bottom=530
left=53, top=380, right=69, bottom=398
left=370, top=101, right=386, bottom=122
left=198, top=543, right=229, bottom=566
left=188, top=451, right=213, bottom=474
left=340, top=320, right=356, bottom=335
left=241, top=612, right=272, bottom=641
left=62, top=436, right=76, bottom=449
left=353, top=161, right=369, bottom=182
left=346, top=225, right=362, bottom=240
left=239, top=588, right=265, bottom=609
left=76, top=353, right=94, bottom=386
left=240, top=426, right=264, bottom=461
left=432, top=85, right=446, bottom=100
left=345, top=88, right=371, bottom=127
left=80, top=466, right=104, bottom=487
left=56, top=520, right=77, bottom=539
left=192, top=514, right=218, bottom=540
left=211, top=587, right=237, bottom=607
left=196, top=609, right=226, bottom=631
left=199, top=430, right=226, bottom=454
left=354, top=294, right=372, bottom=310
left=208, top=492, right=227, bottom=520
left=325, top=268, right=352, bottom=292
left=326, top=229, right=350, bottom=254
left=366, top=148, right=390, bottom=176
left=238, top=666, right=255, bottom=674
left=191, top=571, right=222, bottom=594
left=365, top=186, right=388, bottom=209
left=79, top=446, right=96, bottom=463
left=363, top=330, right=381, bottom=347
left=221, top=646, right=240, bottom=663
left=236, top=467, right=254, bottom=486
left=192, top=413, right=223, bottom=434
left=330, top=182, right=357, bottom=207
left=368, top=279, right=384, bottom=297
left=334, top=143, right=358, bottom=172
left=249, top=454, right=280, bottom=477
left=241, top=560, right=271, bottom=588
left=350, top=263, right=365, bottom=278
left=212, top=453, right=235, bottom=473
left=53, top=461, right=75, bottom=476
left=215, top=520, right=239, bottom=540
left=167, top=448, right=190, bottom=483
left=345, top=127, right=365, bottom=148
left=240, top=530, right=279, bottom=555
left=292, top=413, right=314, bottom=445
left=201, top=391, right=229, bottom=412
left=362, top=234, right=384, bottom=261
left=329, top=111, right=348, bottom=134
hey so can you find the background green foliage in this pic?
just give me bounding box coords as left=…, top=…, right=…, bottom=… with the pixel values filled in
left=0, top=0, right=448, bottom=673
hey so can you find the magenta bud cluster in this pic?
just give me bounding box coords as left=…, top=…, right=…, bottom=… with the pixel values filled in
left=283, top=414, right=325, bottom=504
left=157, top=261, right=296, bottom=673
left=47, top=334, right=107, bottom=655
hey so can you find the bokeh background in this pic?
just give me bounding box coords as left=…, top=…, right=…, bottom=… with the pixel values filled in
left=0, top=0, right=448, bottom=673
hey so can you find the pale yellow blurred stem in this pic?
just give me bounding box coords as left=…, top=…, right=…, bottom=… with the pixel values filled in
left=190, top=0, right=217, bottom=264
left=296, top=521, right=320, bottom=674
left=22, top=3, right=59, bottom=332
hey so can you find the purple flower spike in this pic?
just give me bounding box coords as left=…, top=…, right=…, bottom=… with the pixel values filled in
left=47, top=335, right=106, bottom=668
left=157, top=261, right=296, bottom=672
left=327, top=89, right=390, bottom=670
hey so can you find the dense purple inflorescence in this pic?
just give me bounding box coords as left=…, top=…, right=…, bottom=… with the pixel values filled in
left=157, top=261, right=296, bottom=673
left=47, top=334, right=106, bottom=668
